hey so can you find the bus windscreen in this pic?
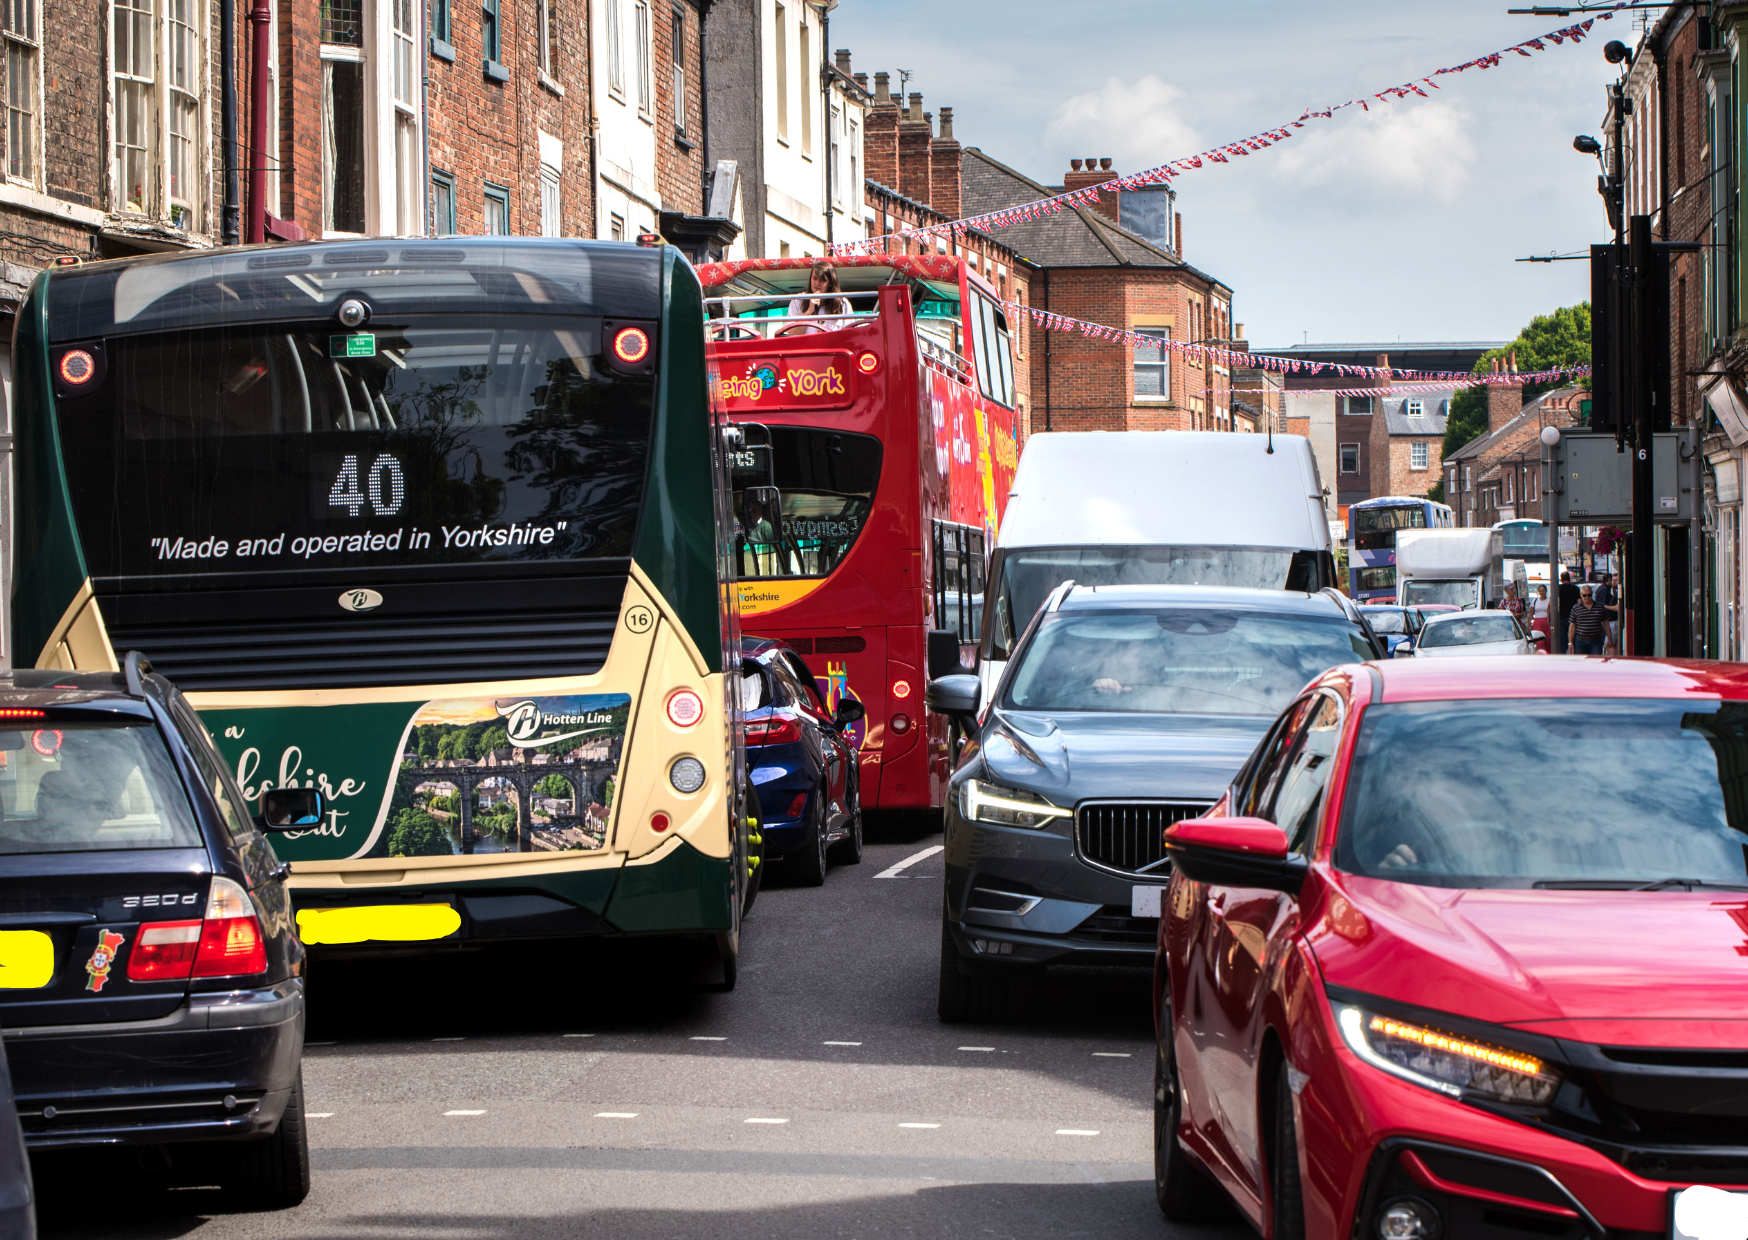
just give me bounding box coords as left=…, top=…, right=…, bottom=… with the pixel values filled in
left=733, top=427, right=880, bottom=579
left=54, top=318, right=652, bottom=577
left=988, top=545, right=1318, bottom=659
left=1352, top=504, right=1426, bottom=550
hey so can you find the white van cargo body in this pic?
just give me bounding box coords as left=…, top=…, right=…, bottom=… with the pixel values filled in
left=967, top=432, right=1334, bottom=694
left=1395, top=528, right=1506, bottom=611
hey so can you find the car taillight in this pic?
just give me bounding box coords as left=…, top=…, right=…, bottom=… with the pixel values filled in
left=126, top=920, right=201, bottom=980
left=192, top=876, right=268, bottom=978
left=746, top=714, right=801, bottom=746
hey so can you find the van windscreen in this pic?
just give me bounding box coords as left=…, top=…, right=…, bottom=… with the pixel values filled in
left=985, top=545, right=1317, bottom=660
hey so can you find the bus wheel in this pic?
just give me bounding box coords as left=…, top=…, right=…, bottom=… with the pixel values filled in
left=791, top=788, right=828, bottom=887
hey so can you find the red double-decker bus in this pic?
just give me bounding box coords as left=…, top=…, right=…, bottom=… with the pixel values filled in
left=697, top=255, right=1020, bottom=813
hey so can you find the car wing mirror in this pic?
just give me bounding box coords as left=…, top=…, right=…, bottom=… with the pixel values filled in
left=1163, top=816, right=1307, bottom=896
left=833, top=699, right=866, bottom=727
left=256, top=786, right=326, bottom=832
left=923, top=673, right=981, bottom=724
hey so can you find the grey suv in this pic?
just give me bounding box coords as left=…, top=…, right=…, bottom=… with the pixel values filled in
left=925, top=584, right=1383, bottom=1021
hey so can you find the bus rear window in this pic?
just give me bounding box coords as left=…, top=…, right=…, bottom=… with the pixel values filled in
left=0, top=723, right=202, bottom=856
left=734, top=428, right=880, bottom=580
left=54, top=318, right=651, bottom=577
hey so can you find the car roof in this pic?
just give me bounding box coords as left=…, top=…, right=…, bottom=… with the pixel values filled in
left=1057, top=584, right=1349, bottom=616
left=1419, top=609, right=1512, bottom=624
left=0, top=668, right=140, bottom=705
left=1373, top=656, right=1748, bottom=702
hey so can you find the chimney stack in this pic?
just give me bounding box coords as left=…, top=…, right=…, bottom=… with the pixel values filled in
left=930, top=106, right=961, bottom=219
left=854, top=72, right=867, bottom=92
left=1174, top=212, right=1183, bottom=256
left=865, top=73, right=900, bottom=188
left=834, top=48, right=851, bottom=75
left=1487, top=352, right=1525, bottom=434
left=899, top=93, right=934, bottom=205
left=1062, top=156, right=1119, bottom=222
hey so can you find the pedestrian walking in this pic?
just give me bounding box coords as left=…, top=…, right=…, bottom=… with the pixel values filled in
left=1530, top=584, right=1550, bottom=642
left=1558, top=571, right=1580, bottom=618
left=1502, top=583, right=1525, bottom=622
left=1568, top=586, right=1608, bottom=655
left=1593, top=572, right=1620, bottom=654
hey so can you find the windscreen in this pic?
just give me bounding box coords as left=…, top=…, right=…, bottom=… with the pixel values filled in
left=55, top=318, right=651, bottom=577
left=1002, top=608, right=1372, bottom=717
left=0, top=723, right=202, bottom=855
left=733, top=427, right=880, bottom=579
left=1401, top=579, right=1480, bottom=609
left=1353, top=504, right=1426, bottom=550
left=1336, top=700, right=1748, bottom=888
left=1499, top=523, right=1546, bottom=556
left=1362, top=610, right=1410, bottom=636
left=987, top=546, right=1319, bottom=660
left=1418, top=614, right=1519, bottom=648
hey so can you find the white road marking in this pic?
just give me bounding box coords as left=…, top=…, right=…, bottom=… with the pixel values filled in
left=594, top=1112, right=638, bottom=1119
left=744, top=1117, right=789, bottom=1124
left=690, top=1036, right=727, bottom=1042
left=958, top=1046, right=995, bottom=1052
left=564, top=1033, right=596, bottom=1038
left=432, top=1037, right=464, bottom=1042
left=822, top=1040, right=862, bottom=1046
left=307, top=1113, right=335, bottom=1118
left=898, top=1122, right=940, bottom=1129
left=444, top=1110, right=486, bottom=1116
left=1091, top=1052, right=1132, bottom=1058
left=1056, top=1129, right=1100, bottom=1136
left=875, top=844, right=944, bottom=878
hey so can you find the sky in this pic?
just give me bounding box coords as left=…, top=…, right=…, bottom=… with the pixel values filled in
left=831, top=0, right=1632, bottom=349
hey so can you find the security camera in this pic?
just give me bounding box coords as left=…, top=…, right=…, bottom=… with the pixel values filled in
left=1604, top=40, right=1631, bottom=65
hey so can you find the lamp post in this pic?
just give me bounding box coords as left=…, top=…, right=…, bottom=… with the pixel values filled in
left=1542, top=425, right=1563, bottom=653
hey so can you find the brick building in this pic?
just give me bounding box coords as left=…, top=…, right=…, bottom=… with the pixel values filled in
left=955, top=148, right=1237, bottom=434
left=1443, top=385, right=1584, bottom=529
left=1266, top=342, right=1505, bottom=516
left=1368, top=391, right=1453, bottom=501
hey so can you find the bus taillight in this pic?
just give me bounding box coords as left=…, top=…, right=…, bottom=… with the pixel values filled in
left=857, top=351, right=879, bottom=374
left=613, top=326, right=651, bottom=364
left=667, top=689, right=704, bottom=727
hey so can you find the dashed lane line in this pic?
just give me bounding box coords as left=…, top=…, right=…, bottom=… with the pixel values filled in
left=1091, top=1052, right=1132, bottom=1058
left=958, top=1046, right=995, bottom=1052
left=898, top=1123, right=941, bottom=1129
left=823, top=1041, right=862, bottom=1046
left=874, top=844, right=944, bottom=878
left=444, top=1110, right=486, bottom=1116
left=744, top=1117, right=789, bottom=1124
left=594, top=1112, right=638, bottom=1119
left=1056, top=1129, right=1100, bottom=1136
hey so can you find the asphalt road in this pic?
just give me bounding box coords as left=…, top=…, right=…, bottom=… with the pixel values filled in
left=32, top=819, right=1254, bottom=1240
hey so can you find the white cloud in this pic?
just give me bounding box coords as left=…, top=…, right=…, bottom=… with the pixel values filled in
left=1041, top=75, right=1200, bottom=174
left=1270, top=102, right=1477, bottom=205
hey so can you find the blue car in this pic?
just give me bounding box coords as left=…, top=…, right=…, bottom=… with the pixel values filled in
left=1358, top=604, right=1427, bottom=657
left=739, top=639, right=865, bottom=887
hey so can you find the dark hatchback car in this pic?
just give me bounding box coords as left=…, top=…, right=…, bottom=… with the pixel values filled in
left=0, top=663, right=309, bottom=1206
left=925, top=585, right=1384, bottom=1021
left=740, top=638, right=865, bottom=886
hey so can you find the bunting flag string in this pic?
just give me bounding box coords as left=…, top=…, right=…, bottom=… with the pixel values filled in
left=832, top=6, right=1624, bottom=257
left=1005, top=300, right=1592, bottom=389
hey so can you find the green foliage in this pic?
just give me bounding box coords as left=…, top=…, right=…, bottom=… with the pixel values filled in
left=387, top=808, right=451, bottom=858
left=1426, top=478, right=1446, bottom=504
left=1442, top=303, right=1591, bottom=459
left=535, top=773, right=573, bottom=799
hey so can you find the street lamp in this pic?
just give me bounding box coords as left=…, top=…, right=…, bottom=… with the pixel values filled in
left=1541, top=425, right=1562, bottom=652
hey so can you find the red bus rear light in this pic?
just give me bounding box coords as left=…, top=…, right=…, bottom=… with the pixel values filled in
left=127, top=920, right=201, bottom=981
left=613, top=326, right=651, bottom=364
left=651, top=813, right=671, bottom=833
left=191, top=876, right=268, bottom=978
left=890, top=713, right=912, bottom=734
left=0, top=708, right=45, bottom=719
left=857, top=351, right=879, bottom=374
left=746, top=714, right=801, bottom=747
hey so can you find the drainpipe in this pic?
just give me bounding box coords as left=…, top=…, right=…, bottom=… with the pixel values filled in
left=816, top=1, right=835, bottom=246
left=422, top=1, right=432, bottom=233
left=699, top=0, right=710, bottom=208
left=586, top=0, right=598, bottom=236
left=221, top=0, right=241, bottom=244
left=246, top=0, right=272, bottom=242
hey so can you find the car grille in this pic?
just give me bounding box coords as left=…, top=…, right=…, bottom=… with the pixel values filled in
left=1074, top=906, right=1161, bottom=944
left=1076, top=801, right=1211, bottom=875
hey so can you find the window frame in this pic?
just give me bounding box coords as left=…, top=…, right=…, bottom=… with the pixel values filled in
left=606, top=0, right=623, bottom=97
left=1132, top=326, right=1171, bottom=402
left=538, top=0, right=554, bottom=76
left=633, top=0, right=651, bottom=117
left=773, top=1, right=786, bottom=142
left=538, top=161, right=561, bottom=237
left=1409, top=441, right=1428, bottom=471
left=430, top=168, right=456, bottom=233
left=1339, top=443, right=1360, bottom=474
left=669, top=6, right=686, bottom=135
left=481, top=0, right=501, bottom=67
left=3, top=0, right=39, bottom=186
left=483, top=181, right=510, bottom=235
left=430, top=0, right=450, bottom=45
left=1405, top=398, right=1424, bottom=417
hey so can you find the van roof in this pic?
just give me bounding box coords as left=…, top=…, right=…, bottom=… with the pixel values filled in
left=999, top=432, right=1327, bottom=552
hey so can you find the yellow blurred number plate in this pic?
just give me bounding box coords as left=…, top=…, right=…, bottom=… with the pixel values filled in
left=296, top=904, right=461, bottom=946
left=0, top=930, right=55, bottom=989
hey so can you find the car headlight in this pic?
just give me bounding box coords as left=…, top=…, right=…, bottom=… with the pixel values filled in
left=961, top=779, right=1071, bottom=829
left=1334, top=1004, right=1559, bottom=1106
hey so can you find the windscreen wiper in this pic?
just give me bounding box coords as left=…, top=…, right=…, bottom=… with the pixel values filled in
left=1628, top=877, right=1748, bottom=892
left=1532, top=878, right=1748, bottom=891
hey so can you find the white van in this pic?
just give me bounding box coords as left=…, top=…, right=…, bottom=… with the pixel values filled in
left=965, top=432, right=1335, bottom=692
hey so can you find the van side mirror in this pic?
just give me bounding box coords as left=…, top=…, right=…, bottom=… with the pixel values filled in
left=927, top=628, right=971, bottom=680
left=256, top=786, right=326, bottom=831
left=924, top=674, right=981, bottom=724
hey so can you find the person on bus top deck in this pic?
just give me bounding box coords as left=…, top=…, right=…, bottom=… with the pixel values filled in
left=780, top=263, right=848, bottom=336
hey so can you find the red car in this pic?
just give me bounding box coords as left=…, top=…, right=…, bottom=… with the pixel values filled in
left=1155, top=655, right=1748, bottom=1240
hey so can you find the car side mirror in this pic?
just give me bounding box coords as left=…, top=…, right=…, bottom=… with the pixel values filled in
left=923, top=673, right=981, bottom=724
left=1163, top=816, right=1308, bottom=896
left=256, top=786, right=326, bottom=831
left=833, top=699, right=866, bottom=727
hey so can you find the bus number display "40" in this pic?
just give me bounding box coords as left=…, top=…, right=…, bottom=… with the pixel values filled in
left=329, top=454, right=406, bottom=518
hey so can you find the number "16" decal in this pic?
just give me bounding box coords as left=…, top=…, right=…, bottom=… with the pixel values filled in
left=329, top=454, right=406, bottom=518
